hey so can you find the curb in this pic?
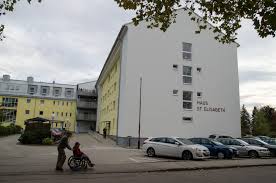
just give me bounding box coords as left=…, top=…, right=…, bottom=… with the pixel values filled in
left=1, top=163, right=276, bottom=176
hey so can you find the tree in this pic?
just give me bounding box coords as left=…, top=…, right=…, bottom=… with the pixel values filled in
left=1, top=0, right=276, bottom=43
left=240, top=105, right=251, bottom=136
left=252, top=110, right=270, bottom=136
left=260, top=105, right=275, bottom=123
left=251, top=106, right=258, bottom=134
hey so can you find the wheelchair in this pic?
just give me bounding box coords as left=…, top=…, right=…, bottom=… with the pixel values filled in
left=67, top=155, right=89, bottom=171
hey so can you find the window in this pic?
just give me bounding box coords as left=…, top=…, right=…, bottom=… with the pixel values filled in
left=67, top=102, right=69, bottom=106
left=53, top=101, right=55, bottom=105
left=27, top=98, right=31, bottom=103
left=2, top=98, right=18, bottom=107
left=39, top=111, right=43, bottom=115
left=53, top=87, right=62, bottom=96
left=57, top=112, right=59, bottom=116
left=62, top=102, right=64, bottom=106
left=183, top=91, right=192, bottom=110
left=173, top=90, right=178, bottom=95
left=197, top=67, right=202, bottom=72
left=41, top=86, right=50, bottom=95
left=70, top=113, right=72, bottom=117
left=182, top=42, right=192, bottom=60
left=15, top=86, right=20, bottom=91
left=113, top=101, right=116, bottom=110
left=197, top=92, right=202, bottom=98
left=183, top=117, right=193, bottom=122
left=114, top=82, right=117, bottom=91
left=166, top=138, right=177, bottom=144
left=173, top=64, right=178, bottom=70
left=40, top=100, right=44, bottom=104
left=65, top=88, right=74, bottom=97
left=61, top=112, right=63, bottom=117
left=183, top=66, right=192, bottom=84
left=25, top=110, right=30, bottom=115
left=28, top=85, right=38, bottom=94
left=57, top=101, right=60, bottom=105
left=150, top=138, right=166, bottom=143
left=66, top=112, right=68, bottom=117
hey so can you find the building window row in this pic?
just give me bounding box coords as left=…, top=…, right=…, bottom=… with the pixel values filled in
left=27, top=85, right=74, bottom=98
left=100, top=100, right=116, bottom=116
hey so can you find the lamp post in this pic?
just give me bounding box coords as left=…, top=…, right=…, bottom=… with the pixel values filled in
left=138, top=77, right=142, bottom=149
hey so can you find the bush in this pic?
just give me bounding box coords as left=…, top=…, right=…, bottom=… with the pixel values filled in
left=0, top=124, right=22, bottom=137
left=42, top=138, right=53, bottom=145
left=18, top=121, right=51, bottom=144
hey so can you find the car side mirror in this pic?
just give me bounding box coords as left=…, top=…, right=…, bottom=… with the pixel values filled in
left=175, top=142, right=181, bottom=146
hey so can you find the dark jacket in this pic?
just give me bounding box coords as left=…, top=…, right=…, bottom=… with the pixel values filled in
left=58, top=136, right=71, bottom=150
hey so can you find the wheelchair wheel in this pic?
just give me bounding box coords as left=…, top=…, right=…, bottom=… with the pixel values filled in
left=81, top=159, right=88, bottom=169
left=68, top=156, right=82, bottom=170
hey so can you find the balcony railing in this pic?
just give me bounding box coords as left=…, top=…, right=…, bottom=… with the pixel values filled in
left=77, top=89, right=97, bottom=97
left=77, top=113, right=97, bottom=121
left=77, top=101, right=97, bottom=109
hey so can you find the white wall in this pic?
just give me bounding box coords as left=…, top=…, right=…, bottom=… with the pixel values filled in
left=118, top=9, right=240, bottom=138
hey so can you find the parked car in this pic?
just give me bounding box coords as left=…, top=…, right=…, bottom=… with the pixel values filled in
left=209, top=134, right=233, bottom=140
left=241, top=138, right=276, bottom=156
left=256, top=136, right=271, bottom=142
left=142, top=137, right=210, bottom=160
left=265, top=138, right=276, bottom=145
left=217, top=138, right=270, bottom=158
left=189, top=138, right=236, bottom=159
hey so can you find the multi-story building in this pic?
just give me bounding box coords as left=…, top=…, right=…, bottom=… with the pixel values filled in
left=96, top=9, right=241, bottom=146
left=0, top=75, right=77, bottom=132
left=76, top=81, right=97, bottom=133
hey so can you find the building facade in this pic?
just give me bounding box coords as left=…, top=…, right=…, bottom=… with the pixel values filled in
left=0, top=75, right=77, bottom=132
left=76, top=81, right=97, bottom=133
left=96, top=9, right=241, bottom=146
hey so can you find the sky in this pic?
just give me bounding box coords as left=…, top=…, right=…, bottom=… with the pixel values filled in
left=0, top=0, right=275, bottom=112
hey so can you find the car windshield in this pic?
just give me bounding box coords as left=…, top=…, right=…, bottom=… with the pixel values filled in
left=258, top=139, right=269, bottom=145
left=235, top=139, right=249, bottom=146
left=177, top=138, right=194, bottom=145
left=212, top=140, right=224, bottom=146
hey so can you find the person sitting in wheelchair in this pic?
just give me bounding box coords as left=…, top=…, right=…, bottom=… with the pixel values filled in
left=73, top=142, right=94, bottom=167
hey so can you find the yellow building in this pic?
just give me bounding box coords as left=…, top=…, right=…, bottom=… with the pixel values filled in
left=0, top=75, right=77, bottom=132
left=97, top=54, right=120, bottom=136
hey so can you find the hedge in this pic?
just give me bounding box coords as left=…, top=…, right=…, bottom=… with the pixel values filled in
left=0, top=124, right=22, bottom=137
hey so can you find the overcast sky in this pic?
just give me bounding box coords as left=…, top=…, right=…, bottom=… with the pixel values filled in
left=0, top=0, right=275, bottom=112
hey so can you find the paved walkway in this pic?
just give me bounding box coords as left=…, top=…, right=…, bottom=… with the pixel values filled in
left=1, top=134, right=276, bottom=176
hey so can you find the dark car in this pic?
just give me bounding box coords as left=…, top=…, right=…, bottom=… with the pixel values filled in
left=189, top=138, right=236, bottom=159
left=242, top=138, right=276, bottom=157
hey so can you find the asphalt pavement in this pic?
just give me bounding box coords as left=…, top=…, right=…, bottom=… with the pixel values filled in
left=1, top=134, right=276, bottom=183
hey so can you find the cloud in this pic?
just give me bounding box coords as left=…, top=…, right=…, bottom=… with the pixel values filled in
left=0, top=1, right=275, bottom=111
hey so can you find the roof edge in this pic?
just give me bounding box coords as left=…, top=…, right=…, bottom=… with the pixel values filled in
left=96, top=25, right=128, bottom=87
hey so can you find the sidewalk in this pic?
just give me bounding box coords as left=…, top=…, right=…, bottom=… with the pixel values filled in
left=1, top=158, right=276, bottom=176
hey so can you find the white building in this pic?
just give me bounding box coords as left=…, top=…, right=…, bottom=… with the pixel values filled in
left=96, top=9, right=240, bottom=146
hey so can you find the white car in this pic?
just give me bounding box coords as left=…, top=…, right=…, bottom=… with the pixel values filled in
left=142, top=137, right=210, bottom=160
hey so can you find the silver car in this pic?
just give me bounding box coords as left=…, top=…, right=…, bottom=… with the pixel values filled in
left=217, top=138, right=270, bottom=158
left=142, top=137, right=210, bottom=160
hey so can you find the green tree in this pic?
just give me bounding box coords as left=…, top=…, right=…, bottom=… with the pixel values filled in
left=240, top=105, right=251, bottom=136
left=252, top=110, right=270, bottom=136
left=1, top=0, right=276, bottom=43
left=260, top=105, right=275, bottom=123
left=251, top=106, right=258, bottom=134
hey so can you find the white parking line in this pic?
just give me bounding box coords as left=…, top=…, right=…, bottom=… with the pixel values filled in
left=129, top=158, right=140, bottom=163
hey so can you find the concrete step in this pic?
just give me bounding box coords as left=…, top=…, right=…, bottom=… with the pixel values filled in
left=88, top=131, right=116, bottom=146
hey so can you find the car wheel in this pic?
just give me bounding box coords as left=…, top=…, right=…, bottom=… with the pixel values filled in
left=248, top=151, right=259, bottom=158
left=147, top=148, right=155, bottom=157
left=217, top=152, right=225, bottom=159
left=182, top=151, right=193, bottom=160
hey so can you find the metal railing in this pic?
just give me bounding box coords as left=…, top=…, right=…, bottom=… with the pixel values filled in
left=77, top=89, right=97, bottom=96
left=77, top=101, right=97, bottom=109
left=77, top=113, right=97, bottom=121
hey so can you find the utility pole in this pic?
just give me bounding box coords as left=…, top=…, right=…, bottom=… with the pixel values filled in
left=138, top=77, right=142, bottom=149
